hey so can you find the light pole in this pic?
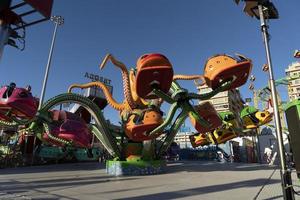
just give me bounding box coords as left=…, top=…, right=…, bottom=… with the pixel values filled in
left=39, top=16, right=64, bottom=109
left=235, top=1, right=294, bottom=199
left=257, top=5, right=294, bottom=200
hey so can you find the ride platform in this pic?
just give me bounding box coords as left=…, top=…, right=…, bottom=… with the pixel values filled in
left=106, top=159, right=166, bottom=176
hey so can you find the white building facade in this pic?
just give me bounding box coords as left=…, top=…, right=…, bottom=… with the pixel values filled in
left=285, top=62, right=300, bottom=101
left=195, top=83, right=245, bottom=130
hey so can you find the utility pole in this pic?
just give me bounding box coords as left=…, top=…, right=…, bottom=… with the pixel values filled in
left=258, top=5, right=294, bottom=199
left=39, top=16, right=64, bottom=109
left=235, top=1, right=294, bottom=199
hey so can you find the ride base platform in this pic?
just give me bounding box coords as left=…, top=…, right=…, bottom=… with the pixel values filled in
left=106, top=159, right=166, bottom=176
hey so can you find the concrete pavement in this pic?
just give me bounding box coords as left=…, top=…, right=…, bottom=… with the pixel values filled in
left=0, top=160, right=299, bottom=200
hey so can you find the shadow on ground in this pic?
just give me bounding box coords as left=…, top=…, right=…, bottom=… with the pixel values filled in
left=0, top=160, right=277, bottom=175
left=165, top=160, right=278, bottom=174
left=0, top=161, right=105, bottom=175
left=1, top=176, right=141, bottom=200
left=0, top=160, right=285, bottom=200
left=114, top=178, right=280, bottom=200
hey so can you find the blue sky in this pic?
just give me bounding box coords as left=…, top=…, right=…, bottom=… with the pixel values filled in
left=1, top=0, right=300, bottom=125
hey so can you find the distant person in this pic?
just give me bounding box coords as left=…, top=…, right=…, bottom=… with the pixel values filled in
left=264, top=146, right=273, bottom=164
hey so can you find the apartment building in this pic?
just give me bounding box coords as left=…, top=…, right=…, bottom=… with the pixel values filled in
left=285, top=62, right=300, bottom=101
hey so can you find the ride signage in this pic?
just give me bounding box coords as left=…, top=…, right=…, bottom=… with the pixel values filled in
left=84, top=72, right=111, bottom=85
left=84, top=72, right=113, bottom=95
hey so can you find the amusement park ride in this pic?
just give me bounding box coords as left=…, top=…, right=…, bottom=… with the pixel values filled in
left=1, top=1, right=300, bottom=200
left=1, top=1, right=300, bottom=199
left=0, top=0, right=283, bottom=174
left=0, top=50, right=276, bottom=175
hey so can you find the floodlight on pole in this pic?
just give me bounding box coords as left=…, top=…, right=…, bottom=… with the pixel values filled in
left=294, top=50, right=300, bottom=58
left=39, top=15, right=64, bottom=109
left=234, top=0, right=279, bottom=19
left=235, top=1, right=294, bottom=199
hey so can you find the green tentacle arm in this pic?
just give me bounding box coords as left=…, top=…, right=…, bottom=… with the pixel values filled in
left=157, top=111, right=188, bottom=158
left=10, top=116, right=37, bottom=126
left=43, top=122, right=71, bottom=145
left=39, top=93, right=121, bottom=158
left=0, top=109, right=33, bottom=127
left=89, top=124, right=120, bottom=159
left=100, top=54, right=137, bottom=110
left=18, top=111, right=60, bottom=144
left=0, top=119, right=18, bottom=128
left=19, top=121, right=46, bottom=143
left=147, top=80, right=231, bottom=137
left=68, top=82, right=127, bottom=111
left=148, top=102, right=179, bottom=136
left=173, top=74, right=206, bottom=85
left=188, top=79, right=233, bottom=100
left=152, top=88, right=175, bottom=104
left=187, top=103, right=211, bottom=128
left=19, top=121, right=39, bottom=135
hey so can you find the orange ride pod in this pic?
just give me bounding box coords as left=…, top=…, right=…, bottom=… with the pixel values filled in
left=135, top=53, right=174, bottom=99
left=189, top=133, right=210, bottom=148
left=209, top=128, right=237, bottom=144
left=204, top=54, right=252, bottom=90
left=255, top=110, right=273, bottom=126
left=125, top=110, right=163, bottom=141
left=124, top=143, right=143, bottom=160
left=189, top=102, right=222, bottom=133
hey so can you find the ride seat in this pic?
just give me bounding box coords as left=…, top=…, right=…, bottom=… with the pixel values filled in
left=189, top=133, right=210, bottom=148
left=0, top=83, right=38, bottom=119
left=204, top=54, right=252, bottom=90
left=189, top=102, right=222, bottom=133
left=209, top=127, right=237, bottom=144
left=125, top=109, right=163, bottom=141
left=135, top=53, right=173, bottom=99
left=44, top=110, right=92, bottom=148
left=58, top=120, right=91, bottom=148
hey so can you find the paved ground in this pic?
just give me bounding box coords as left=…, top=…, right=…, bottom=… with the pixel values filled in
left=0, top=160, right=299, bottom=200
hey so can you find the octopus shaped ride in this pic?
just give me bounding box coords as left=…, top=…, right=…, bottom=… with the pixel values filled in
left=67, top=52, right=253, bottom=175
left=0, top=52, right=272, bottom=175
left=0, top=83, right=98, bottom=163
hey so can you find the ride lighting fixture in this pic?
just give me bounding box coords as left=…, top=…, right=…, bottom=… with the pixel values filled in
left=294, top=50, right=300, bottom=58
left=234, top=0, right=279, bottom=19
